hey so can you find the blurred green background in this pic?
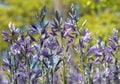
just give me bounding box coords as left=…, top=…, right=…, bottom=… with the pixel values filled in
left=0, top=0, right=120, bottom=52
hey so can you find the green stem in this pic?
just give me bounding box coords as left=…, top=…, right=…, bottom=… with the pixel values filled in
left=51, top=67, right=54, bottom=84
left=63, top=58, right=67, bottom=84
left=50, top=49, right=54, bottom=84
left=75, top=22, right=86, bottom=83
left=60, top=36, right=67, bottom=84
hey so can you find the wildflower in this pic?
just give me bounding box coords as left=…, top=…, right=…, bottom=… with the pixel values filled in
left=54, top=74, right=59, bottom=84
left=3, top=58, right=10, bottom=66
left=2, top=30, right=8, bottom=36
left=52, top=11, right=62, bottom=31
left=41, top=47, right=52, bottom=58
left=82, top=29, right=91, bottom=42
left=93, top=75, right=99, bottom=83
left=105, top=55, right=112, bottom=62
left=30, top=24, right=38, bottom=33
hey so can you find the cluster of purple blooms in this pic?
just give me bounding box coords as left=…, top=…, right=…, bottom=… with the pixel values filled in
left=1, top=5, right=120, bottom=84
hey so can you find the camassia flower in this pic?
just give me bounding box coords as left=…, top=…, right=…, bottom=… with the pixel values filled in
left=1, top=6, right=120, bottom=84
left=82, top=29, right=91, bottom=42
left=61, top=18, right=77, bottom=45
left=2, top=22, right=19, bottom=43
left=79, top=29, right=91, bottom=48
left=61, top=18, right=76, bottom=38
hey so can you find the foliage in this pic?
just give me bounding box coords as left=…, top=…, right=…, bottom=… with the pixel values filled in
left=1, top=5, right=120, bottom=84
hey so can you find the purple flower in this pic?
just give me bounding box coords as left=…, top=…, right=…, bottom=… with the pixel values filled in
left=12, top=43, right=23, bottom=55
left=0, top=73, right=8, bottom=84
left=75, top=73, right=82, bottom=83
left=61, top=19, right=76, bottom=38
left=2, top=30, right=10, bottom=42
left=93, top=75, right=99, bottom=83
left=18, top=63, right=26, bottom=72
left=94, top=57, right=100, bottom=62
left=109, top=41, right=116, bottom=50
left=30, top=24, right=38, bottom=33
left=105, top=46, right=113, bottom=53
left=82, top=33, right=91, bottom=42
left=52, top=11, right=62, bottom=31
left=109, top=36, right=118, bottom=44
left=41, top=48, right=52, bottom=58
left=82, top=29, right=91, bottom=42
left=56, top=47, right=62, bottom=55
left=3, top=58, right=10, bottom=66
left=88, top=45, right=103, bottom=56
left=65, top=18, right=76, bottom=31
left=44, top=32, right=50, bottom=39
left=28, top=70, right=33, bottom=78
left=79, top=39, right=84, bottom=48
left=67, top=38, right=73, bottom=44
left=68, top=75, right=74, bottom=84
left=44, top=37, right=59, bottom=50
left=2, top=30, right=8, bottom=36
left=15, top=35, right=24, bottom=46
left=87, top=46, right=97, bottom=54
left=0, top=73, right=3, bottom=83
left=105, top=55, right=112, bottom=62
left=8, top=22, right=19, bottom=36
left=82, top=29, right=88, bottom=36
left=32, top=68, right=42, bottom=84
left=17, top=63, right=27, bottom=84
left=54, top=74, right=59, bottom=84
left=50, top=29, right=57, bottom=36
left=30, top=22, right=48, bottom=35
left=3, top=37, right=7, bottom=41
left=35, top=68, right=42, bottom=79
left=2, top=22, right=20, bottom=43
left=41, top=27, right=46, bottom=34
left=78, top=29, right=91, bottom=48
left=33, top=54, right=38, bottom=59
left=68, top=70, right=83, bottom=84
left=17, top=74, right=27, bottom=84
left=66, top=33, right=74, bottom=39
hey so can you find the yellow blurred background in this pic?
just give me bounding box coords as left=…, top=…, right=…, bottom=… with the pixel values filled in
left=0, top=0, right=120, bottom=51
